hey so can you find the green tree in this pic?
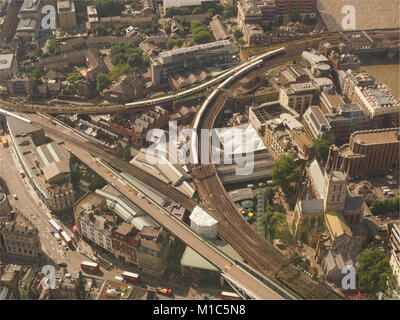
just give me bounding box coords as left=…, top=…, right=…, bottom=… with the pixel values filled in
left=96, top=73, right=112, bottom=92
left=314, top=138, right=331, bottom=164
left=357, top=248, right=392, bottom=294
left=233, top=29, right=243, bottom=39
left=164, top=24, right=171, bottom=35
left=191, top=20, right=203, bottom=31
left=31, top=69, right=41, bottom=81
left=271, top=155, right=302, bottom=194
left=261, top=206, right=285, bottom=242
left=47, top=39, right=57, bottom=54
left=369, top=198, right=400, bottom=215
left=207, top=8, right=216, bottom=16
left=193, top=31, right=211, bottom=44
left=175, top=38, right=184, bottom=47
left=93, top=0, right=125, bottom=17
left=192, top=7, right=202, bottom=14
left=265, top=187, right=275, bottom=205
left=166, top=38, right=176, bottom=50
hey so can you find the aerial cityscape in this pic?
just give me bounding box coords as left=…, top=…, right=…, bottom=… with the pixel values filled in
left=0, top=0, right=399, bottom=305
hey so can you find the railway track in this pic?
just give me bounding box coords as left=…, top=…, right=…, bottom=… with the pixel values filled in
left=190, top=42, right=343, bottom=300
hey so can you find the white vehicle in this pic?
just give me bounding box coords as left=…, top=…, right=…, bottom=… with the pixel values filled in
left=54, top=233, right=62, bottom=243
left=13, top=194, right=18, bottom=200
left=383, top=189, right=391, bottom=195
left=114, top=276, right=124, bottom=282
left=381, top=186, right=389, bottom=190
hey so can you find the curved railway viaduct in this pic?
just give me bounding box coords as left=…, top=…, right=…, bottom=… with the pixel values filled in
left=190, top=42, right=343, bottom=300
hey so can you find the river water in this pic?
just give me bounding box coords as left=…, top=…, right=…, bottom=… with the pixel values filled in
left=359, top=54, right=400, bottom=99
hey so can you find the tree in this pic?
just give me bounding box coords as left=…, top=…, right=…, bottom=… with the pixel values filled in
left=314, top=138, right=331, bottom=164
left=175, top=38, right=184, bottom=47
left=193, top=31, right=211, bottom=44
left=233, top=29, right=243, bottom=39
left=96, top=73, right=112, bottom=92
left=192, top=7, right=202, bottom=15
left=357, top=248, right=392, bottom=295
left=164, top=24, right=171, bottom=35
left=47, top=39, right=57, bottom=54
left=261, top=206, right=285, bottom=242
left=31, top=69, right=41, bottom=81
left=265, top=187, right=275, bottom=205
left=271, top=155, right=302, bottom=194
left=369, top=198, right=400, bottom=215
left=191, top=20, right=203, bottom=32
left=93, top=0, right=125, bottom=17
left=166, top=38, right=176, bottom=50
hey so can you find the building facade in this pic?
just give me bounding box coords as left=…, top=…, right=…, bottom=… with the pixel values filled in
left=57, top=0, right=77, bottom=30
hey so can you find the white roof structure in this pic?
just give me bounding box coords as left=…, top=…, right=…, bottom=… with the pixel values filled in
left=214, top=123, right=267, bottom=156
left=308, top=159, right=325, bottom=199
left=189, top=206, right=218, bottom=239
left=163, top=0, right=202, bottom=9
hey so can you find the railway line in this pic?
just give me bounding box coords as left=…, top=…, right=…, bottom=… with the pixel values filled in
left=190, top=43, right=343, bottom=300
left=17, top=113, right=289, bottom=300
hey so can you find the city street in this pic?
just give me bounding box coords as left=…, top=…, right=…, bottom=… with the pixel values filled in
left=0, top=138, right=120, bottom=276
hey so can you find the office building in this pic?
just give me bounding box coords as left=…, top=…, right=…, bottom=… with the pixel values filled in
left=57, top=0, right=77, bottom=30
left=150, top=40, right=235, bottom=85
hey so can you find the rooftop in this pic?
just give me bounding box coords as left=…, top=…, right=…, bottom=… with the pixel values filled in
left=308, top=159, right=325, bottom=199
left=0, top=54, right=14, bottom=70
left=353, top=128, right=400, bottom=145
left=325, top=211, right=352, bottom=238
left=360, top=84, right=399, bottom=110
left=16, top=18, right=37, bottom=32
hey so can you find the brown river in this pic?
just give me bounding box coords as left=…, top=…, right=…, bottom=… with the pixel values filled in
left=359, top=54, right=400, bottom=99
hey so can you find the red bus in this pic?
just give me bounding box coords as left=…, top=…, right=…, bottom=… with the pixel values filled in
left=80, top=261, right=99, bottom=273
left=121, top=271, right=140, bottom=283
left=60, top=231, right=72, bottom=247
left=221, top=291, right=242, bottom=300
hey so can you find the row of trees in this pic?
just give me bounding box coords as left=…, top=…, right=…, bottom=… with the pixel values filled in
left=110, top=43, right=146, bottom=70
left=166, top=38, right=185, bottom=50
left=94, top=23, right=124, bottom=37
left=166, top=3, right=233, bottom=19
left=369, top=198, right=400, bottom=215
left=190, top=20, right=211, bottom=44
left=93, top=0, right=125, bottom=17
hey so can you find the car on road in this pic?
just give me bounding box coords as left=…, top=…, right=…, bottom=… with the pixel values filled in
left=155, top=287, right=173, bottom=297
left=58, top=262, right=67, bottom=268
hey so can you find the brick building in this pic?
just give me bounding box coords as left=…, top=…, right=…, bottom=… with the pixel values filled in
left=327, top=128, right=400, bottom=178
left=0, top=211, right=41, bottom=261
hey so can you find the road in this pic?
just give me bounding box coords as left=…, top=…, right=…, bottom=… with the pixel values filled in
left=0, top=134, right=128, bottom=281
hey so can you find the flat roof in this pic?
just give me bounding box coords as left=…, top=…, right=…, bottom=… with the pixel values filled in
left=353, top=129, right=400, bottom=145
left=0, top=54, right=14, bottom=70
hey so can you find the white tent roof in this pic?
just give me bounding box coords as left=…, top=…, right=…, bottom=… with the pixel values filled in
left=213, top=123, right=266, bottom=156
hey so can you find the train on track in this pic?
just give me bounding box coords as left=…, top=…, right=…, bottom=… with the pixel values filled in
left=125, top=47, right=286, bottom=110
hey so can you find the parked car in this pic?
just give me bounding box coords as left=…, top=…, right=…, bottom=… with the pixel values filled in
left=58, top=262, right=67, bottom=268
left=50, top=229, right=55, bottom=236
left=155, top=287, right=173, bottom=297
